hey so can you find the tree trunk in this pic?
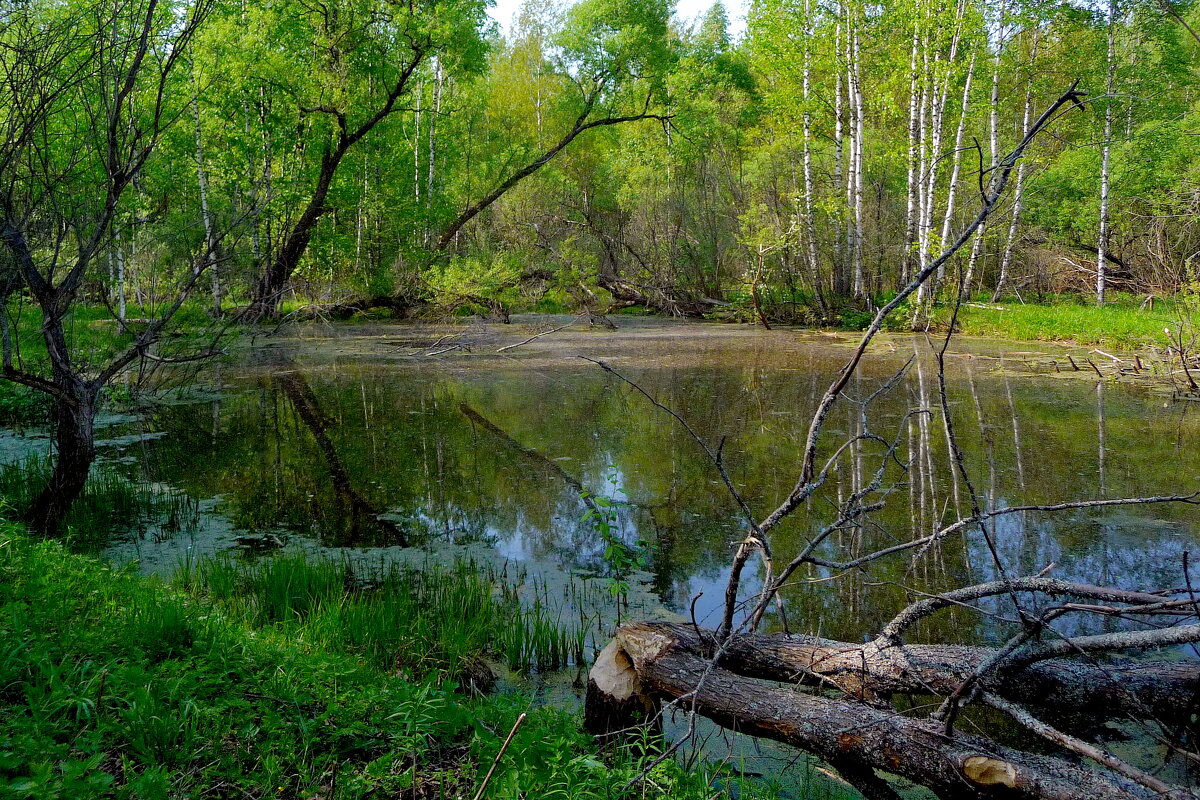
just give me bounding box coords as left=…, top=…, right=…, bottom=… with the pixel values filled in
left=427, top=57, right=441, bottom=213
left=800, top=0, right=824, bottom=312
left=993, top=31, right=1037, bottom=302
left=246, top=146, right=343, bottom=319
left=243, top=51, right=425, bottom=319
left=850, top=16, right=865, bottom=299
left=192, top=90, right=220, bottom=315
left=1096, top=0, right=1116, bottom=306
left=587, top=622, right=1200, bottom=800
left=965, top=0, right=1007, bottom=300
left=833, top=16, right=848, bottom=296
left=903, top=23, right=921, bottom=287
left=25, top=386, right=98, bottom=535
left=939, top=52, right=975, bottom=294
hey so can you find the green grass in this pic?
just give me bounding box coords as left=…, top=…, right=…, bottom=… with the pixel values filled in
left=933, top=292, right=1199, bottom=351
left=0, top=525, right=779, bottom=799
left=0, top=457, right=199, bottom=551
left=0, top=296, right=245, bottom=429
left=0, top=299, right=239, bottom=399
left=175, top=551, right=583, bottom=678
left=0, top=384, right=49, bottom=427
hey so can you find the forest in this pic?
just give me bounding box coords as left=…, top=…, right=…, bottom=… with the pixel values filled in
left=5, top=0, right=1200, bottom=323
left=5, top=0, right=1200, bottom=798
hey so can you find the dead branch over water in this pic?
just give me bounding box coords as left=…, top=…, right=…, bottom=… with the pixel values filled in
left=584, top=83, right=1200, bottom=799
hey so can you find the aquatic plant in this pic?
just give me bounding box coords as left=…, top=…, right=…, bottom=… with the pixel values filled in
left=581, top=470, right=649, bottom=626
left=177, top=551, right=583, bottom=676
left=0, top=455, right=200, bottom=547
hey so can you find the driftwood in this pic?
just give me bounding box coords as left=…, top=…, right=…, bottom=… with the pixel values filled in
left=597, top=275, right=714, bottom=318
left=587, top=621, right=1200, bottom=800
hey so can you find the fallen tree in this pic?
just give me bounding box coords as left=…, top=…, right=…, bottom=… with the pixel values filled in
left=595, top=612, right=1200, bottom=726
left=587, top=618, right=1200, bottom=800
left=582, top=82, right=1200, bottom=799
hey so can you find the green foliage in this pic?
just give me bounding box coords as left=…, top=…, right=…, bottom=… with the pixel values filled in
left=0, top=384, right=48, bottom=427
left=0, top=526, right=778, bottom=800
left=556, top=0, right=674, bottom=97
left=840, top=309, right=875, bottom=331
left=9, top=0, right=1200, bottom=327
left=425, top=254, right=524, bottom=310
left=581, top=471, right=649, bottom=624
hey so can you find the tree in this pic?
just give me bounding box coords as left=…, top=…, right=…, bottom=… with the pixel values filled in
left=581, top=82, right=1200, bottom=800
left=430, top=0, right=676, bottom=253
left=0, top=0, right=214, bottom=534
left=239, top=0, right=490, bottom=319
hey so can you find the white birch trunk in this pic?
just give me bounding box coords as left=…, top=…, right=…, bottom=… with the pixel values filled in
left=192, top=91, right=219, bottom=315
left=801, top=0, right=821, bottom=302
left=904, top=23, right=922, bottom=287
left=939, top=53, right=976, bottom=260
left=413, top=79, right=422, bottom=207
left=1097, top=0, right=1116, bottom=306
left=427, top=57, right=442, bottom=211
left=851, top=18, right=865, bottom=298
left=834, top=17, right=847, bottom=294
left=921, top=0, right=965, bottom=298
left=994, top=30, right=1038, bottom=302
left=964, top=0, right=1007, bottom=299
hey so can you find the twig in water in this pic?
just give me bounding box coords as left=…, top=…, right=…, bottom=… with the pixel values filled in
left=496, top=315, right=583, bottom=352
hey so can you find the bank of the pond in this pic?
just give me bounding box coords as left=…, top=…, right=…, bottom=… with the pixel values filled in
left=927, top=293, right=1194, bottom=352
left=0, top=526, right=776, bottom=800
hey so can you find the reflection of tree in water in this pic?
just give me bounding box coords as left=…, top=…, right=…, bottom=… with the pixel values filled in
left=133, top=347, right=1200, bottom=644
left=272, top=365, right=408, bottom=546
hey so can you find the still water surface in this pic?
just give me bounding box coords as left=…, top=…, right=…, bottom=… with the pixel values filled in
left=98, top=316, right=1200, bottom=645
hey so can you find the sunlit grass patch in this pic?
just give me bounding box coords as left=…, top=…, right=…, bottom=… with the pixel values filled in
left=0, top=526, right=782, bottom=799
left=941, top=292, right=1196, bottom=350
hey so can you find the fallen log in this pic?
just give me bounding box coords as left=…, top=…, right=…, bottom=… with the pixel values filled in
left=637, top=621, right=1200, bottom=724
left=597, top=276, right=713, bottom=318
left=587, top=622, right=1200, bottom=800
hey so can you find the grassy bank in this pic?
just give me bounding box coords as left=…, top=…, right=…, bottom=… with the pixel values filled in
left=174, top=551, right=585, bottom=679
left=0, top=526, right=774, bottom=799
left=929, top=292, right=1197, bottom=351
left=0, top=299, right=241, bottom=428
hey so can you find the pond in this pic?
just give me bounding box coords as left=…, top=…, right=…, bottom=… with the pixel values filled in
left=68, top=315, right=1200, bottom=795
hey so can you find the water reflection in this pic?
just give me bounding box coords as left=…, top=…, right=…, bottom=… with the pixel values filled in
left=118, top=321, right=1200, bottom=646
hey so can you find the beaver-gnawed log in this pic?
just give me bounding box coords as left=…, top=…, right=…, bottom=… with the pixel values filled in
left=632, top=621, right=1200, bottom=724
left=586, top=622, right=1200, bottom=800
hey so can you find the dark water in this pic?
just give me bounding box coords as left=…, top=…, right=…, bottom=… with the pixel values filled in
left=99, top=316, right=1200, bottom=650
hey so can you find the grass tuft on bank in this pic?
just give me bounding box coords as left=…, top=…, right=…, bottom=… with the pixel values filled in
left=175, top=551, right=584, bottom=679
left=934, top=292, right=1198, bottom=351
left=0, top=525, right=777, bottom=799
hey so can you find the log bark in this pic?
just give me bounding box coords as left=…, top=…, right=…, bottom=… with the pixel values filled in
left=636, top=621, right=1200, bottom=724
left=587, top=622, right=1200, bottom=800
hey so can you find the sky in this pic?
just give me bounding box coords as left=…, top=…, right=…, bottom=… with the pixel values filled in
left=487, top=0, right=751, bottom=39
